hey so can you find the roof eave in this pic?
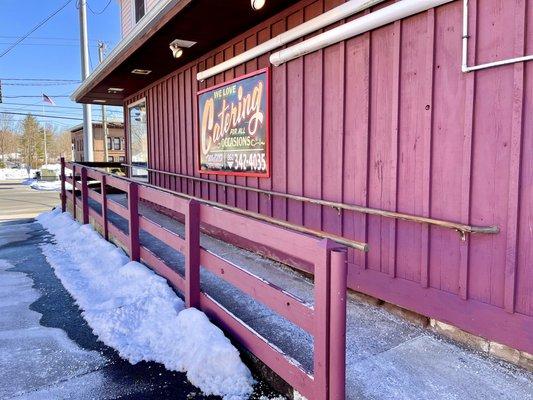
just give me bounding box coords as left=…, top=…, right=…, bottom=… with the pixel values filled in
left=71, top=0, right=190, bottom=103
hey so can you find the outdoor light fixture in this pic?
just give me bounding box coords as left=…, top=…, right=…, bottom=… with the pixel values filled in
left=169, top=39, right=197, bottom=59
left=108, top=87, right=124, bottom=94
left=93, top=99, right=106, bottom=103
left=251, top=0, right=266, bottom=10
left=170, top=45, right=183, bottom=59
left=131, top=69, right=152, bottom=75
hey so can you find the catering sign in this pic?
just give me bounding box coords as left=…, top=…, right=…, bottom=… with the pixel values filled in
left=197, top=68, right=270, bottom=177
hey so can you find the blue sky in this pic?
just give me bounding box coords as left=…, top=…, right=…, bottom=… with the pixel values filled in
left=0, top=0, right=122, bottom=131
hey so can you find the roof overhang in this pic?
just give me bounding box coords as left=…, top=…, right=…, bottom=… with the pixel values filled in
left=73, top=0, right=295, bottom=106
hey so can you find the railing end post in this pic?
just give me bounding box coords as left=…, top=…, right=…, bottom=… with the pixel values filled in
left=127, top=181, right=140, bottom=262
left=60, top=157, right=66, bottom=212
left=329, top=248, right=347, bottom=400
left=185, top=199, right=201, bottom=308
left=80, top=167, right=89, bottom=224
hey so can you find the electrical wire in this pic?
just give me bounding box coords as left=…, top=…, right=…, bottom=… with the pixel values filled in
left=2, top=95, right=71, bottom=99
left=0, top=0, right=75, bottom=58
left=0, top=78, right=80, bottom=82
left=0, top=35, right=102, bottom=42
left=0, top=111, right=82, bottom=121
left=87, top=0, right=113, bottom=15
left=2, top=82, right=80, bottom=86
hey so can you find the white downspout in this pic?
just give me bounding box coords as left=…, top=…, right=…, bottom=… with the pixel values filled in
left=196, top=0, right=387, bottom=81
left=270, top=0, right=454, bottom=66
left=462, top=0, right=532, bottom=73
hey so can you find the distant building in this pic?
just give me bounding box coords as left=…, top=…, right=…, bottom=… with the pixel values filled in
left=70, top=122, right=125, bottom=163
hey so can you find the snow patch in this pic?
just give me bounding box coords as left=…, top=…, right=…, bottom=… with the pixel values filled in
left=23, top=179, right=63, bottom=191
left=0, top=168, right=30, bottom=181
left=36, top=208, right=254, bottom=399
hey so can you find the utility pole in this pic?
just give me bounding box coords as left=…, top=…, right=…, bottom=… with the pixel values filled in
left=98, top=41, right=109, bottom=162
left=78, top=0, right=93, bottom=161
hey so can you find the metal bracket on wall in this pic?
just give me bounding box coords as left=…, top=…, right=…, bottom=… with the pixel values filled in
left=462, top=0, right=532, bottom=73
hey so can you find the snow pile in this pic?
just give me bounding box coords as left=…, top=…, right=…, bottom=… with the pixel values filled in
left=0, top=168, right=30, bottom=180
left=36, top=208, right=254, bottom=399
left=22, top=179, right=61, bottom=191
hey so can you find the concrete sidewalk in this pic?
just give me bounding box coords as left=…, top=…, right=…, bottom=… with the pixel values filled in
left=89, top=194, right=533, bottom=400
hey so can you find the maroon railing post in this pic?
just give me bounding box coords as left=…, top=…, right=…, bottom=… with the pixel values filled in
left=185, top=199, right=200, bottom=308
left=60, top=157, right=66, bottom=212
left=127, top=181, right=140, bottom=261
left=314, top=238, right=333, bottom=400
left=101, top=175, right=109, bottom=240
left=80, top=167, right=89, bottom=224
left=72, top=164, right=77, bottom=221
left=329, top=248, right=347, bottom=400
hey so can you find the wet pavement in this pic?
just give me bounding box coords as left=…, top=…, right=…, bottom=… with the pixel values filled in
left=0, top=219, right=281, bottom=399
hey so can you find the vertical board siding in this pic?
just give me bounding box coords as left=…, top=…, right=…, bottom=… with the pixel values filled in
left=516, top=0, right=533, bottom=317
left=125, top=0, right=533, bottom=352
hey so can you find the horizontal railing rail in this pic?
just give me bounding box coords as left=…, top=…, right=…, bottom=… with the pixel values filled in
left=65, top=161, right=367, bottom=252
left=60, top=159, right=350, bottom=400
left=121, top=164, right=499, bottom=240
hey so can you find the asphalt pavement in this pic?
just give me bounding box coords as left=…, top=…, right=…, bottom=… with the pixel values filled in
left=0, top=181, right=58, bottom=221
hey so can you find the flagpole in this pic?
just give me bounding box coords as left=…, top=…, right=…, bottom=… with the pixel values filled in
left=42, top=98, right=48, bottom=166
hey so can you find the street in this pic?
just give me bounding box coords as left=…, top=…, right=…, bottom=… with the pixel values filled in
left=0, top=181, right=58, bottom=221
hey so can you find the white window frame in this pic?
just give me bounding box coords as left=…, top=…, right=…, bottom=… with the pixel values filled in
left=127, top=97, right=149, bottom=180
left=131, top=0, right=146, bottom=25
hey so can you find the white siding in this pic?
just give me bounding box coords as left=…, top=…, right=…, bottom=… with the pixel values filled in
left=120, top=0, right=158, bottom=38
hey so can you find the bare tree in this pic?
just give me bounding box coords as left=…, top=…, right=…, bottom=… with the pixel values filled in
left=48, top=130, right=73, bottom=162
left=0, top=114, right=18, bottom=165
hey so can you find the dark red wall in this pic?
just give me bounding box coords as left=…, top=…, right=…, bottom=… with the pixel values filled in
left=125, top=0, right=533, bottom=353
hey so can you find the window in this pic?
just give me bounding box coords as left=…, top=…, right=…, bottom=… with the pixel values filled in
left=107, top=137, right=112, bottom=150
left=113, top=137, right=121, bottom=150
left=108, top=156, right=114, bottom=162
left=119, top=156, right=125, bottom=162
left=128, top=99, right=148, bottom=181
left=134, top=0, right=145, bottom=23
left=121, top=138, right=125, bottom=150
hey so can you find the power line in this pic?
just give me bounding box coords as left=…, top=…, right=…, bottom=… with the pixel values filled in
left=0, top=78, right=80, bottom=82
left=0, top=0, right=74, bottom=58
left=2, top=95, right=71, bottom=99
left=0, top=42, right=101, bottom=48
left=2, top=82, right=80, bottom=86
left=87, top=0, right=113, bottom=15
left=0, top=102, right=124, bottom=114
left=0, top=35, right=103, bottom=42
left=0, top=111, right=82, bottom=121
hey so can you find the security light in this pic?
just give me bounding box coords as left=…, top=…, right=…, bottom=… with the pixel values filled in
left=169, top=39, right=197, bottom=59
left=251, top=0, right=266, bottom=10
left=170, top=45, right=183, bottom=59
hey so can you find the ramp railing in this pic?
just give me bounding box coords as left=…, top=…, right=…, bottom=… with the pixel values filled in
left=61, top=158, right=357, bottom=400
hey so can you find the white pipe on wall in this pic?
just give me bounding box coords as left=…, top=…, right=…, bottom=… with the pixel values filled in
left=196, top=0, right=386, bottom=81
left=462, top=0, right=532, bottom=73
left=270, top=0, right=454, bottom=66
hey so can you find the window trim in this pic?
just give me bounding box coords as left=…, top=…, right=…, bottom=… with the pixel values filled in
left=113, top=137, right=121, bottom=150
left=131, top=0, right=146, bottom=24
left=127, top=97, right=149, bottom=179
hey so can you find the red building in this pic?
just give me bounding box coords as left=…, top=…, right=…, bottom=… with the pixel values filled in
left=72, top=0, right=532, bottom=377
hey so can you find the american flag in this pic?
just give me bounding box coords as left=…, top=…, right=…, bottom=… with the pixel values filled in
left=42, top=93, right=55, bottom=105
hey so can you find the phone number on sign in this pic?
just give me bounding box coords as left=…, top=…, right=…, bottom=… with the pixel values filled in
left=229, top=152, right=266, bottom=171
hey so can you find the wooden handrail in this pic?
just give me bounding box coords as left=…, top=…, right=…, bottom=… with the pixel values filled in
left=68, top=162, right=368, bottom=252
left=121, top=164, right=499, bottom=240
